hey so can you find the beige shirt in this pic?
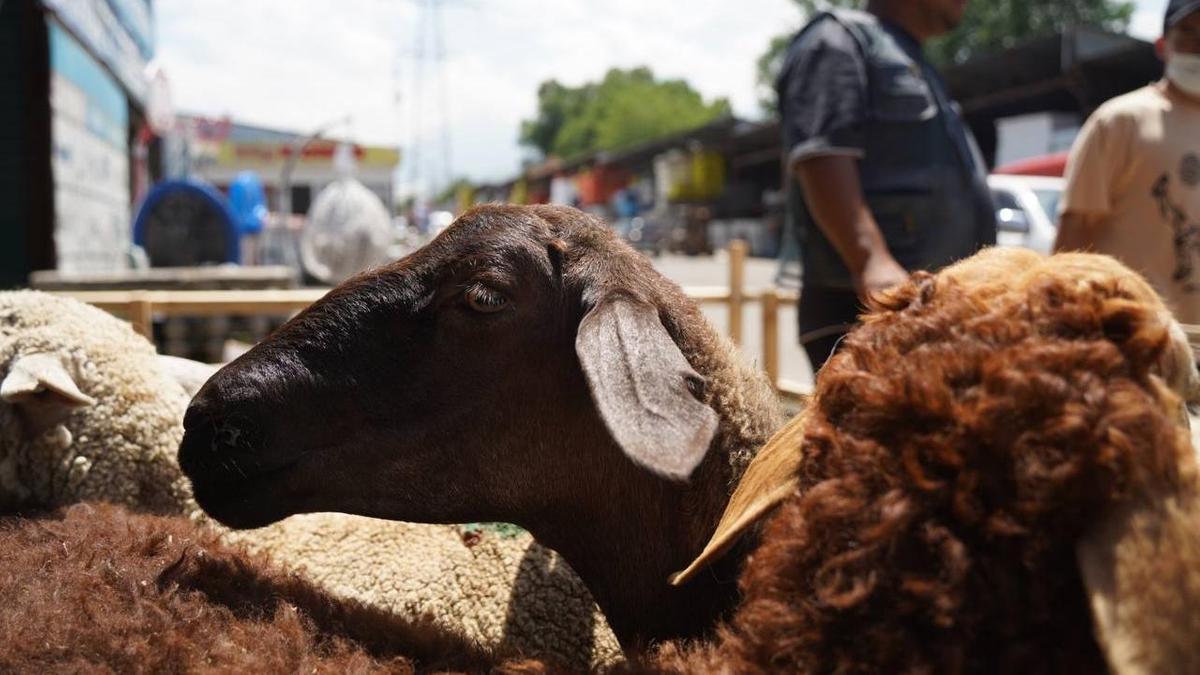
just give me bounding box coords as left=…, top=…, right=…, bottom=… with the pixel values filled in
left=1062, top=83, right=1200, bottom=323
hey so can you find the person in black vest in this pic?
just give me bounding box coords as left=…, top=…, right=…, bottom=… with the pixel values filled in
left=778, top=0, right=996, bottom=372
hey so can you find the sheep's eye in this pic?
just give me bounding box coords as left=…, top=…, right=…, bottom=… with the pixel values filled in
left=465, top=284, right=508, bottom=313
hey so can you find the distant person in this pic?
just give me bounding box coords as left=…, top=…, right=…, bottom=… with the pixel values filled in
left=613, top=186, right=641, bottom=220
left=778, top=0, right=996, bottom=371
left=1055, top=0, right=1200, bottom=324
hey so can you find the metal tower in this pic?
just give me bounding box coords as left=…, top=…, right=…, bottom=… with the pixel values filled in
left=399, top=0, right=454, bottom=201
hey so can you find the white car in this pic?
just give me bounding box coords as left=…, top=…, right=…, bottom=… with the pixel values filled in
left=987, top=174, right=1064, bottom=255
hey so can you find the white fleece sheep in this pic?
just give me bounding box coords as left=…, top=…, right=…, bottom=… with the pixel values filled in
left=0, top=290, right=621, bottom=669
left=246, top=514, right=621, bottom=668
left=0, top=291, right=192, bottom=513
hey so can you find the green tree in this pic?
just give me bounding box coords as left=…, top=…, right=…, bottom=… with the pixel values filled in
left=519, top=67, right=732, bottom=160
left=756, top=0, right=1134, bottom=112
left=927, top=0, right=1134, bottom=64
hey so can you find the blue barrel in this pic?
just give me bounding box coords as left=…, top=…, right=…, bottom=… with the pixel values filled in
left=133, top=179, right=240, bottom=266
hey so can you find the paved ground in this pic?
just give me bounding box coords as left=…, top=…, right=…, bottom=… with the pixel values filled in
left=651, top=252, right=815, bottom=390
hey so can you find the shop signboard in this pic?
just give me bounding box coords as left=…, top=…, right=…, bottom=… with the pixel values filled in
left=41, top=0, right=151, bottom=103
left=49, top=19, right=131, bottom=273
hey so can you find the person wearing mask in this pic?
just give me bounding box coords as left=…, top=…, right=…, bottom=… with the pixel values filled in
left=1055, top=0, right=1200, bottom=324
left=778, top=0, right=996, bottom=371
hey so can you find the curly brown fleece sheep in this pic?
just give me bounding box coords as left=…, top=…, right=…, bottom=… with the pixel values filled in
left=654, top=248, right=1200, bottom=674
left=0, top=502, right=511, bottom=674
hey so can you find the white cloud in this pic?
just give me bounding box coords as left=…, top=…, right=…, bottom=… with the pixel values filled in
left=160, top=1, right=1161, bottom=188
left=155, top=0, right=803, bottom=187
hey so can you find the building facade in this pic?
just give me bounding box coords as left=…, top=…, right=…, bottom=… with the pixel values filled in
left=177, top=115, right=400, bottom=216
left=0, top=0, right=154, bottom=286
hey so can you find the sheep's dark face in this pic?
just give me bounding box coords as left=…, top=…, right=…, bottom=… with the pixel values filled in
left=179, top=205, right=718, bottom=529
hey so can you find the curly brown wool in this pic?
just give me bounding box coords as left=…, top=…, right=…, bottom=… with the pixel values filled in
left=653, top=249, right=1193, bottom=674
left=0, top=502, right=553, bottom=674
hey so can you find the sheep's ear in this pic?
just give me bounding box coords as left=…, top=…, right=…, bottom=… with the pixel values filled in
left=1160, top=317, right=1200, bottom=404
left=576, top=299, right=718, bottom=481
left=670, top=409, right=808, bottom=586
left=1, top=353, right=95, bottom=437
left=1077, top=492, right=1200, bottom=675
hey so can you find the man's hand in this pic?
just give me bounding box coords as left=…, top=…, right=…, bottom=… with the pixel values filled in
left=795, top=155, right=909, bottom=299
left=857, top=249, right=909, bottom=299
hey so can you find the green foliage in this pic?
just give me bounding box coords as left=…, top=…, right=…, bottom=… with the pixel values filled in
left=927, top=0, right=1134, bottom=64
left=519, top=67, right=732, bottom=159
left=787, top=0, right=862, bottom=14
left=460, top=522, right=527, bottom=539
left=754, top=32, right=797, bottom=115
left=519, top=80, right=588, bottom=159
left=756, top=0, right=1134, bottom=112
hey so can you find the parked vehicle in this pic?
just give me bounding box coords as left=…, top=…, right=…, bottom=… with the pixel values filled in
left=988, top=174, right=1064, bottom=255
left=616, top=215, right=667, bottom=257
left=619, top=216, right=667, bottom=255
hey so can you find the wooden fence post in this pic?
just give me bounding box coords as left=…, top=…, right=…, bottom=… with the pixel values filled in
left=728, top=239, right=747, bottom=346
left=761, top=288, right=779, bottom=387
left=129, top=295, right=154, bottom=341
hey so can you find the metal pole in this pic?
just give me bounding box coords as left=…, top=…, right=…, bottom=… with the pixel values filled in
left=278, top=116, right=351, bottom=217
left=433, top=0, right=451, bottom=189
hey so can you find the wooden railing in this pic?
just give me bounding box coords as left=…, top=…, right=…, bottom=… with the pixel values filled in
left=50, top=241, right=813, bottom=399
left=53, top=241, right=1200, bottom=406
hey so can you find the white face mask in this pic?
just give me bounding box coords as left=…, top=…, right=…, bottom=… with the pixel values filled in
left=1167, top=51, right=1200, bottom=97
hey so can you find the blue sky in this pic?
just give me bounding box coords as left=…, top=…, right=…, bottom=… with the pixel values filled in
left=156, top=0, right=1171, bottom=192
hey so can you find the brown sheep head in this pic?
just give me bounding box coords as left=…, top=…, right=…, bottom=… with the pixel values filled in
left=179, top=205, right=720, bottom=531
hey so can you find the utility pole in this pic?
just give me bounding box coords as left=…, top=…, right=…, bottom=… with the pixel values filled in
left=401, top=0, right=455, bottom=202
left=278, top=115, right=352, bottom=218
left=433, top=0, right=451, bottom=188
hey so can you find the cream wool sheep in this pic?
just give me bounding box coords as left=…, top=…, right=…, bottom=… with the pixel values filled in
left=0, top=290, right=621, bottom=669
left=243, top=515, right=623, bottom=668
left=0, top=291, right=192, bottom=513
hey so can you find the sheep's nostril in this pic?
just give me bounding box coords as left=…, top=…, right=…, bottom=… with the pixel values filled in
left=178, top=415, right=220, bottom=479
left=180, top=407, right=269, bottom=480
left=213, top=420, right=248, bottom=453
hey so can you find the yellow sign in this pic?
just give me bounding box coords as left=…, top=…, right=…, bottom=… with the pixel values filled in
left=211, top=141, right=400, bottom=169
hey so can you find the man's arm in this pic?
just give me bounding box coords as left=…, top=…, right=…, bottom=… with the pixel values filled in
left=794, top=155, right=908, bottom=297
left=1054, top=211, right=1108, bottom=253
left=1055, top=106, right=1123, bottom=254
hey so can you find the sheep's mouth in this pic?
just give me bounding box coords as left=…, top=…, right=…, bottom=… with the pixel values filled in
left=178, top=420, right=314, bottom=528
left=189, top=460, right=302, bottom=529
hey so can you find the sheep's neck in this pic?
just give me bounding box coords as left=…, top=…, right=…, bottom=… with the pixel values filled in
left=526, top=441, right=748, bottom=649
